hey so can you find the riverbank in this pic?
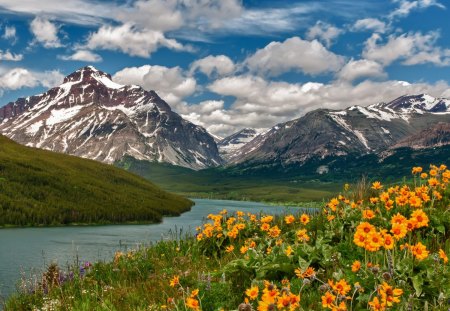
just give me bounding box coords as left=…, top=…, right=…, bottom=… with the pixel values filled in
left=4, top=165, right=450, bottom=310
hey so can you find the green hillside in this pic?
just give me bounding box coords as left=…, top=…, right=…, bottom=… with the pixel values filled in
left=0, top=136, right=193, bottom=227
left=117, top=145, right=450, bottom=204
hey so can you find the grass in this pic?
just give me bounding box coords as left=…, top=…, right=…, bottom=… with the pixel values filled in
left=4, top=163, right=450, bottom=310
left=0, top=135, right=192, bottom=227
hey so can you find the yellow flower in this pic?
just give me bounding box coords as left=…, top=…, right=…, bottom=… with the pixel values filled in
left=383, top=234, right=395, bottom=250
left=329, top=279, right=351, bottom=296
left=412, top=166, right=423, bottom=174
left=225, top=245, right=234, bottom=253
left=439, top=249, right=448, bottom=263
left=410, top=209, right=429, bottom=228
left=411, top=242, right=429, bottom=260
left=379, top=282, right=403, bottom=307
left=169, top=275, right=179, bottom=287
left=284, top=214, right=295, bottom=224
left=390, top=223, right=407, bottom=240
left=260, top=223, right=270, bottom=231
left=428, top=177, right=439, bottom=187
left=351, top=260, right=361, bottom=272
left=285, top=245, right=293, bottom=256
left=268, top=226, right=281, bottom=238
left=300, top=214, right=310, bottom=225
left=240, top=246, right=249, bottom=254
left=296, top=229, right=310, bottom=242
left=185, top=297, right=200, bottom=310
left=321, top=291, right=336, bottom=309
left=362, top=209, right=376, bottom=219
left=371, top=181, right=383, bottom=190
left=190, top=289, right=199, bottom=298
left=245, top=286, right=259, bottom=300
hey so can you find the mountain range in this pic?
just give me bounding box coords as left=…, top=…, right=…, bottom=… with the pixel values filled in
left=0, top=67, right=448, bottom=174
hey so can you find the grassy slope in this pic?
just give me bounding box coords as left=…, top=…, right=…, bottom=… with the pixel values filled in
left=116, top=146, right=450, bottom=204
left=0, top=136, right=192, bottom=227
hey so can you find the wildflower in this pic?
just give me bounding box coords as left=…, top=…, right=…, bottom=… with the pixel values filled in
left=169, top=276, right=180, bottom=287
left=390, top=223, right=407, bottom=240
left=261, top=215, right=274, bottom=223
left=356, top=222, right=375, bottom=234
left=371, top=181, right=383, bottom=190
left=408, top=195, right=422, bottom=208
left=362, top=209, right=375, bottom=219
left=351, top=260, right=361, bottom=272
left=329, top=279, right=351, bottom=296
left=190, top=289, right=199, bottom=297
left=257, top=301, right=276, bottom=311
left=321, top=291, right=336, bottom=309
left=225, top=245, right=235, bottom=253
left=327, top=198, right=339, bottom=211
left=300, top=214, right=310, bottom=225
left=332, top=301, right=347, bottom=311
left=410, top=209, right=429, bottom=228
left=439, top=249, right=448, bottom=263
left=390, top=213, right=407, bottom=226
left=260, top=223, right=270, bottom=231
left=296, top=229, right=310, bottom=242
left=379, top=282, right=403, bottom=307
left=420, top=172, right=428, bottom=179
left=353, top=231, right=367, bottom=248
left=268, top=226, right=281, bottom=238
left=429, top=169, right=438, bottom=176
left=368, top=297, right=384, bottom=310
left=245, top=286, right=259, bottom=300
left=412, top=166, right=423, bottom=174
left=285, top=246, right=293, bottom=256
left=185, top=297, right=200, bottom=310
left=284, top=215, right=295, bottom=224
left=240, top=246, right=249, bottom=254
left=428, top=177, right=439, bottom=187
left=383, top=234, right=395, bottom=250
left=295, top=267, right=315, bottom=279
left=366, top=232, right=383, bottom=252
left=411, top=242, right=429, bottom=260
left=327, top=215, right=335, bottom=221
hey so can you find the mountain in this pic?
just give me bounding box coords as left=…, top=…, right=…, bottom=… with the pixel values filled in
left=228, top=94, right=450, bottom=167
left=0, top=66, right=222, bottom=170
left=389, top=122, right=450, bottom=150
left=0, top=135, right=192, bottom=227
left=218, top=128, right=264, bottom=160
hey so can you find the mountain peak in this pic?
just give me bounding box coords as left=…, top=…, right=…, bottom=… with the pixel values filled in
left=62, top=66, right=124, bottom=89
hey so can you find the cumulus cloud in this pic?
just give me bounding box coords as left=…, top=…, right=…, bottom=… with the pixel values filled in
left=352, top=18, right=386, bottom=33
left=113, top=65, right=196, bottom=105
left=175, top=74, right=450, bottom=137
left=0, top=67, right=63, bottom=94
left=190, top=55, right=235, bottom=77
left=245, top=37, right=345, bottom=77
left=0, top=50, right=23, bottom=61
left=363, top=31, right=450, bottom=66
left=337, top=59, right=387, bottom=82
left=30, top=17, right=62, bottom=48
left=306, top=21, right=342, bottom=47
left=59, top=50, right=102, bottom=62
left=85, top=23, right=187, bottom=58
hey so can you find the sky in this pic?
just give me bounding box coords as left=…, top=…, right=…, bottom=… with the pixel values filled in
left=0, top=0, right=449, bottom=137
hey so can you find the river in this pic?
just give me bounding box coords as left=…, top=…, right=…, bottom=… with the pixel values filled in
left=0, top=199, right=310, bottom=302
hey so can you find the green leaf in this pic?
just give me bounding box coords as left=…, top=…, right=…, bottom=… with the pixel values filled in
left=411, top=274, right=423, bottom=297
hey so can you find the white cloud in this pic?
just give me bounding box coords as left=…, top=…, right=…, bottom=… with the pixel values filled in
left=59, top=50, right=102, bottom=62
left=113, top=65, right=196, bottom=105
left=306, top=21, right=342, bottom=47
left=30, top=17, right=62, bottom=48
left=190, top=55, right=235, bottom=77
left=2, top=25, right=17, bottom=42
left=0, top=50, right=23, bottom=61
left=245, top=37, right=345, bottom=77
left=352, top=18, right=386, bottom=33
left=337, top=59, right=386, bottom=82
left=0, top=68, right=63, bottom=93
left=85, top=23, right=186, bottom=58
left=177, top=74, right=450, bottom=137
left=362, top=31, right=450, bottom=66
left=389, top=0, right=445, bottom=19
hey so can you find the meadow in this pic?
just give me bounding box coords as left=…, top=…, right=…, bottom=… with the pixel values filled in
left=4, top=164, right=450, bottom=310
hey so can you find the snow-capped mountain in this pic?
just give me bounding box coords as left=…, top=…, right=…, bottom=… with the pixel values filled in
left=0, top=66, right=223, bottom=170
left=228, top=94, right=450, bottom=166
left=218, top=128, right=264, bottom=160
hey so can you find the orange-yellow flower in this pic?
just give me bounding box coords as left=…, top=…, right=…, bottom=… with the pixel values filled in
left=379, top=282, right=403, bottom=307
left=428, top=177, right=439, bottom=187
left=371, top=181, right=383, bottom=190
left=185, top=297, right=200, bottom=310
left=390, top=223, right=407, bottom=240
left=300, top=213, right=310, bottom=225
left=169, top=275, right=180, bottom=287
left=356, top=222, right=375, bottom=235
left=321, top=291, right=336, bottom=309
left=412, top=166, right=423, bottom=174
left=362, top=209, right=376, bottom=219
left=410, top=209, right=429, bottom=228
left=439, top=249, right=448, bottom=263
left=225, top=245, right=234, bottom=253
left=296, top=229, right=310, bottom=242
left=351, top=260, right=361, bottom=272
left=383, top=234, right=395, bottom=250
left=329, top=279, right=351, bottom=296
left=368, top=297, right=384, bottom=311
left=411, top=242, right=429, bottom=260
left=268, top=226, right=281, bottom=238
left=284, top=214, right=295, bottom=224
left=245, top=285, right=259, bottom=300
left=390, top=213, right=407, bottom=226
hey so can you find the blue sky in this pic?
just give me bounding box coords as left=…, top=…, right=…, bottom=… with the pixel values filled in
left=0, top=0, right=449, bottom=136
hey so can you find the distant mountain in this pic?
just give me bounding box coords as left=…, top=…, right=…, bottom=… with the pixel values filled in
left=218, top=128, right=264, bottom=160
left=0, top=66, right=222, bottom=170
left=0, top=135, right=192, bottom=227
left=228, top=94, right=450, bottom=167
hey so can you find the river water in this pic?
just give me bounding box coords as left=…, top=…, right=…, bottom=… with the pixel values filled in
left=0, top=199, right=308, bottom=301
